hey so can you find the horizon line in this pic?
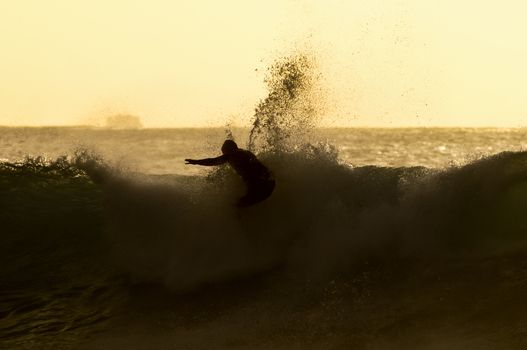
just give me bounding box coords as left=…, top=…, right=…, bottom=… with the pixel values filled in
left=0, top=124, right=526, bottom=130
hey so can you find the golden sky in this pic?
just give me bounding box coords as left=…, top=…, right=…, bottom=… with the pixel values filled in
left=1, top=0, right=527, bottom=127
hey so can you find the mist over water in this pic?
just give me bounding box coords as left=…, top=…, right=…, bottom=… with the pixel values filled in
left=2, top=56, right=527, bottom=349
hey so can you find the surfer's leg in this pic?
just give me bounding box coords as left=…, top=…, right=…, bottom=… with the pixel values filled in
left=237, top=179, right=275, bottom=207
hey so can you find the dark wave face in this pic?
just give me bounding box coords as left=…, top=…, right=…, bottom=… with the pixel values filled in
left=0, top=157, right=122, bottom=348
left=2, top=147, right=527, bottom=349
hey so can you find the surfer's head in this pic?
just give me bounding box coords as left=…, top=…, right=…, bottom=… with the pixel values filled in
left=221, top=140, right=238, bottom=155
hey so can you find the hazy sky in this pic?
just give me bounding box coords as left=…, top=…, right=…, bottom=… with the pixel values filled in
left=1, top=0, right=527, bottom=127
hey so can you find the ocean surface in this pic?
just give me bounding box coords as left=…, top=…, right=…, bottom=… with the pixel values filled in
left=1, top=127, right=527, bottom=174
left=2, top=126, right=527, bottom=350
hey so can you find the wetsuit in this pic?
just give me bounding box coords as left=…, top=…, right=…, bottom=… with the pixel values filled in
left=188, top=149, right=275, bottom=206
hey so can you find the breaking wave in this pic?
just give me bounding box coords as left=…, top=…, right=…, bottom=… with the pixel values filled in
left=2, top=147, right=527, bottom=291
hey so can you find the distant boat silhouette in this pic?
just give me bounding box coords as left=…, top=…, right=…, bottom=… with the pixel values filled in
left=104, top=114, right=143, bottom=129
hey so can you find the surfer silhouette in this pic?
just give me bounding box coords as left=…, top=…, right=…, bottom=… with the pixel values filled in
left=185, top=140, right=275, bottom=206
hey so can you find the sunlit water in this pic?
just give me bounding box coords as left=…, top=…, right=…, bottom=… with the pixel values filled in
left=1, top=127, right=526, bottom=173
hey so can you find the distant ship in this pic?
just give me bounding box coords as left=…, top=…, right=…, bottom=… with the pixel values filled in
left=104, top=114, right=143, bottom=129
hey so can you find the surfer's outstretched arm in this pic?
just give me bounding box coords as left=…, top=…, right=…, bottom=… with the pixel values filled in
left=185, top=155, right=227, bottom=166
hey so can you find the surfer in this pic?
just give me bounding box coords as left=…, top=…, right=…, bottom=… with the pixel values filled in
left=185, top=140, right=275, bottom=206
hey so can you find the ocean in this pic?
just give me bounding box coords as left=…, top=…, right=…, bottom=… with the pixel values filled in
left=2, top=126, right=526, bottom=174
left=1, top=126, right=527, bottom=350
